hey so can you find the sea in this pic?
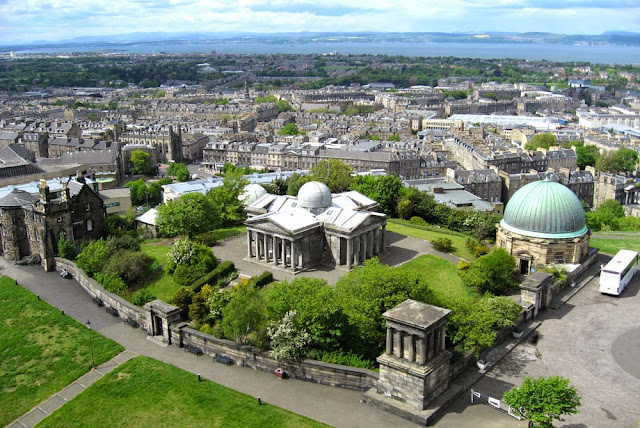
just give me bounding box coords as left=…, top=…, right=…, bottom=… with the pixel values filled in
left=9, top=41, right=640, bottom=65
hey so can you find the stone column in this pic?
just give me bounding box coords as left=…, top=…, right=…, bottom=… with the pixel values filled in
left=395, top=330, right=404, bottom=359
left=386, top=327, right=394, bottom=355
left=247, top=230, right=252, bottom=258
left=291, top=241, right=296, bottom=272
left=262, top=234, right=267, bottom=261
left=368, top=230, right=374, bottom=258
left=433, top=328, right=440, bottom=356
left=381, top=225, right=386, bottom=253
left=273, top=236, right=279, bottom=266
left=418, top=337, right=427, bottom=364
left=408, top=335, right=416, bottom=362
left=440, top=326, right=446, bottom=351
left=346, top=238, right=352, bottom=269
left=373, top=229, right=379, bottom=254
left=362, top=234, right=367, bottom=262
left=427, top=332, right=434, bottom=360
left=280, top=239, right=286, bottom=266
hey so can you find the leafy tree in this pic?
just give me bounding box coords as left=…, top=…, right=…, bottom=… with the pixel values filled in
left=220, top=285, right=267, bottom=344
left=76, top=239, right=111, bottom=277
left=130, top=150, right=151, bottom=175
left=459, top=248, right=516, bottom=295
left=309, top=160, right=353, bottom=193
left=575, top=145, right=599, bottom=169
left=207, top=289, right=232, bottom=323
left=167, top=162, right=190, bottom=182
left=285, top=173, right=312, bottom=196
left=188, top=292, right=210, bottom=326
left=102, top=249, right=153, bottom=285
left=525, top=133, right=557, bottom=150
left=125, top=179, right=147, bottom=206
left=595, top=150, right=619, bottom=173
left=57, top=234, right=76, bottom=260
left=267, top=311, right=311, bottom=361
left=156, top=192, right=222, bottom=237
left=616, top=147, right=638, bottom=173
left=277, top=123, right=304, bottom=136
left=335, top=258, right=433, bottom=359
left=266, top=277, right=350, bottom=352
left=132, top=289, right=156, bottom=306
left=107, top=100, right=118, bottom=111
left=593, top=199, right=626, bottom=230
left=208, top=167, right=248, bottom=226
left=106, top=235, right=140, bottom=254
left=103, top=211, right=136, bottom=237
left=349, top=174, right=403, bottom=216
left=504, top=376, right=581, bottom=428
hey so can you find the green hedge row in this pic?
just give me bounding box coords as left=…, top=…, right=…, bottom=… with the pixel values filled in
left=189, top=261, right=235, bottom=293
left=252, top=271, right=273, bottom=288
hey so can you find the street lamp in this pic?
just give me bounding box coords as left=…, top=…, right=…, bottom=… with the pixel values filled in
left=86, top=320, right=95, bottom=369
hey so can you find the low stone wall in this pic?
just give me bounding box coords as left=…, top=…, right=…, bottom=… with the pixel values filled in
left=54, top=258, right=149, bottom=331
left=567, top=247, right=599, bottom=283
left=56, top=257, right=378, bottom=392
left=172, top=323, right=378, bottom=391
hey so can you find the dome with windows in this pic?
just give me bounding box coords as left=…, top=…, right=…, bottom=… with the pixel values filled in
left=297, top=181, right=332, bottom=209
left=240, top=184, right=267, bottom=205
left=500, top=173, right=587, bottom=239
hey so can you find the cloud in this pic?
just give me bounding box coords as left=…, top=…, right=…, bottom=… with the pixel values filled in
left=0, top=0, right=639, bottom=44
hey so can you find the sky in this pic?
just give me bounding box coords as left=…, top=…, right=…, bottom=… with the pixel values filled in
left=1, top=0, right=639, bottom=44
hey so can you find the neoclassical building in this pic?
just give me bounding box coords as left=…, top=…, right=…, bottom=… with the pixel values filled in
left=244, top=181, right=387, bottom=272
left=497, top=172, right=590, bottom=275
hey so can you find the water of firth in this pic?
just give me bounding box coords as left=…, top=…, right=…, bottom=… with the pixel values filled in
left=13, top=41, right=640, bottom=64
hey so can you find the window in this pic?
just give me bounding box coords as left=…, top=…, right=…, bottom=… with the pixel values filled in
left=87, top=219, right=93, bottom=232
left=85, top=203, right=90, bottom=211
left=555, top=252, right=564, bottom=263
left=57, top=215, right=62, bottom=223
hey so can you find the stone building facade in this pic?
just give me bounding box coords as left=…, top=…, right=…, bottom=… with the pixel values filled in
left=0, top=178, right=104, bottom=271
left=244, top=181, right=387, bottom=272
left=497, top=173, right=590, bottom=274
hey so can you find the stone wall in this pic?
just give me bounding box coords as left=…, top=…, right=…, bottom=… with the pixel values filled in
left=56, top=257, right=378, bottom=392
left=55, top=258, right=149, bottom=330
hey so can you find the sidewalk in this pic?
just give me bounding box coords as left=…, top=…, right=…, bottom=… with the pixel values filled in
left=7, top=351, right=137, bottom=428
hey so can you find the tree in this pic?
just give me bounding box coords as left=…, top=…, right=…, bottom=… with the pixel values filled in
left=171, top=286, right=194, bottom=317
left=220, top=285, right=267, bottom=344
left=156, top=192, right=222, bottom=238
left=57, top=234, right=76, bottom=260
left=575, top=145, right=599, bottom=169
left=125, top=179, right=147, bottom=206
left=208, top=167, right=248, bottom=226
left=285, top=173, right=312, bottom=196
left=130, top=150, right=151, bottom=175
left=525, top=133, right=557, bottom=150
left=277, top=123, right=303, bottom=136
left=616, top=147, right=638, bottom=173
left=167, top=162, right=190, bottom=182
left=267, top=311, right=311, bottom=361
left=593, top=199, right=625, bottom=229
left=503, top=376, right=581, bottom=427
left=102, top=249, right=153, bottom=285
left=76, top=239, right=111, bottom=277
left=309, top=160, right=353, bottom=193
left=349, top=174, right=403, bottom=216
left=459, top=248, right=516, bottom=295
left=595, top=150, right=619, bottom=173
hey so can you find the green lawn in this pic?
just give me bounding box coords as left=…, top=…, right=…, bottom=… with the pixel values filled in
left=140, top=244, right=177, bottom=302
left=399, top=254, right=478, bottom=302
left=590, top=237, right=640, bottom=256
left=210, top=225, right=246, bottom=241
left=0, top=277, right=123, bottom=426
left=38, top=356, right=328, bottom=428
left=386, top=220, right=475, bottom=261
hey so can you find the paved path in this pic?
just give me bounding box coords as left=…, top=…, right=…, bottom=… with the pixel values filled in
left=7, top=350, right=137, bottom=428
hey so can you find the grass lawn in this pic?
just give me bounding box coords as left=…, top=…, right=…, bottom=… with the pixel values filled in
left=398, top=254, right=478, bottom=302
left=209, top=225, right=246, bottom=241
left=590, top=237, right=640, bottom=256
left=140, top=243, right=177, bottom=303
left=386, top=220, right=476, bottom=261
left=0, top=277, right=123, bottom=426
left=38, top=356, right=328, bottom=428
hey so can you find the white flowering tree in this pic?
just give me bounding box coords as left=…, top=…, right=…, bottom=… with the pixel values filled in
left=267, top=311, right=311, bottom=362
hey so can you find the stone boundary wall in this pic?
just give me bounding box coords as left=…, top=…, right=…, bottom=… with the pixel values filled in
left=55, top=258, right=149, bottom=331
left=55, top=257, right=378, bottom=392
left=567, top=247, right=599, bottom=283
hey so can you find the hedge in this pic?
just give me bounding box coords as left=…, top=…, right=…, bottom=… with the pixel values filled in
left=252, top=271, right=273, bottom=288
left=189, top=261, right=236, bottom=293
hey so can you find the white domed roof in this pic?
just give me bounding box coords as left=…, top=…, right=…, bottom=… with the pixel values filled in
left=240, top=184, right=267, bottom=205
left=297, top=181, right=332, bottom=209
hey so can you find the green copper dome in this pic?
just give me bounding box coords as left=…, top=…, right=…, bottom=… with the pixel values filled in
left=500, top=174, right=588, bottom=239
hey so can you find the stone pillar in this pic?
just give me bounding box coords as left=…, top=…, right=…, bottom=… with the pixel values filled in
left=346, top=238, right=352, bottom=269
left=273, top=236, right=279, bottom=266
left=291, top=241, right=296, bottom=272
left=394, top=330, right=404, bottom=359
left=433, top=328, right=440, bottom=357
left=362, top=234, right=367, bottom=262
left=381, top=225, right=386, bottom=252
left=418, top=337, right=427, bottom=365
left=386, top=327, right=393, bottom=355
left=408, top=335, right=416, bottom=362
left=373, top=229, right=379, bottom=254
left=280, top=238, right=286, bottom=266
left=353, top=237, right=360, bottom=266
left=368, top=230, right=374, bottom=258
left=427, top=332, right=434, bottom=360
left=441, top=326, right=446, bottom=351
left=247, top=230, right=252, bottom=258
left=262, top=234, right=268, bottom=262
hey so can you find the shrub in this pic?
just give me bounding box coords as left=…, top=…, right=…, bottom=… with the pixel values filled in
left=190, top=261, right=235, bottom=293
left=189, top=292, right=210, bottom=326
left=195, top=231, right=218, bottom=247
left=432, top=238, right=453, bottom=252
left=306, top=350, right=376, bottom=370
left=106, top=235, right=140, bottom=254
left=103, top=249, right=153, bottom=285
left=57, top=234, right=76, bottom=260
left=207, top=289, right=232, bottom=323
left=267, top=311, right=311, bottom=361
left=132, top=289, right=156, bottom=306
left=95, top=273, right=129, bottom=298
left=253, top=271, right=274, bottom=288
left=409, top=216, right=427, bottom=226
left=171, top=286, right=194, bottom=316
left=173, top=263, right=210, bottom=288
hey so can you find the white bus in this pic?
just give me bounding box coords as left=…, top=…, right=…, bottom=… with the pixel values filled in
left=599, top=249, right=639, bottom=295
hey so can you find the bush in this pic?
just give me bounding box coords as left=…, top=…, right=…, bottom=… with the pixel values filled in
left=95, top=273, right=129, bottom=298
left=173, top=263, right=210, bottom=288
left=167, top=237, right=216, bottom=275
left=106, top=235, right=140, bottom=253
left=195, top=231, right=218, bottom=247
left=132, top=289, right=156, bottom=306
left=103, top=249, right=153, bottom=285
left=432, top=238, right=453, bottom=252
left=409, top=216, right=427, bottom=226
left=57, top=234, right=76, bottom=260
left=190, top=260, right=235, bottom=293
left=253, top=271, right=273, bottom=288
left=171, top=286, right=194, bottom=316
left=306, top=350, right=376, bottom=370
